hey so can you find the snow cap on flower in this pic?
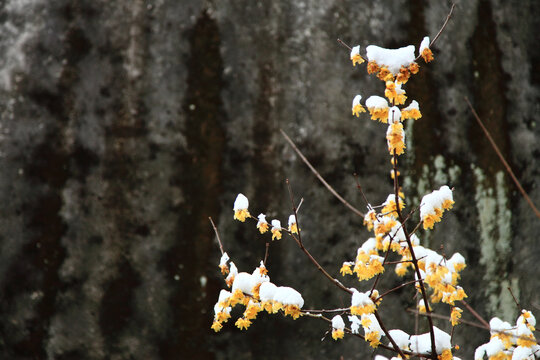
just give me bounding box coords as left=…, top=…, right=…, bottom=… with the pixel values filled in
left=271, top=219, right=282, bottom=240
left=288, top=214, right=298, bottom=234
left=257, top=213, right=269, bottom=234
left=352, top=95, right=366, bottom=117
left=419, top=36, right=434, bottom=63
left=273, top=286, right=304, bottom=308
left=225, top=262, right=238, bottom=287
left=331, top=315, right=346, bottom=340
left=351, top=289, right=376, bottom=315
left=350, top=45, right=364, bottom=66
left=409, top=326, right=451, bottom=355
left=366, top=45, right=416, bottom=75
left=401, top=100, right=422, bottom=120
left=387, top=106, right=401, bottom=124
left=233, top=193, right=250, bottom=222
left=388, top=329, right=410, bottom=350
left=219, top=252, right=230, bottom=274
left=365, top=96, right=389, bottom=123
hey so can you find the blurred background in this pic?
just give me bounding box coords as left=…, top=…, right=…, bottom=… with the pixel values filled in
left=0, top=0, right=539, bottom=359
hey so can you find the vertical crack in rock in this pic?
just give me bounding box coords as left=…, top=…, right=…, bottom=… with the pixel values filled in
left=98, top=0, right=150, bottom=355
left=2, top=7, right=95, bottom=356
left=160, top=10, right=225, bottom=360
left=469, top=0, right=515, bottom=319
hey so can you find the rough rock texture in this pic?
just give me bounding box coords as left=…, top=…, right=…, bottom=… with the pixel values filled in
left=0, top=0, right=538, bottom=359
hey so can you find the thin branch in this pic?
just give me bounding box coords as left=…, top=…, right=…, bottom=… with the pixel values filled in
left=376, top=279, right=422, bottom=302
left=353, top=173, right=372, bottom=209
left=508, top=286, right=521, bottom=310
left=393, top=149, right=437, bottom=359
left=430, top=3, right=456, bottom=48
left=209, top=216, right=225, bottom=255
left=286, top=179, right=352, bottom=294
left=460, top=300, right=490, bottom=329
left=465, top=97, right=540, bottom=219
left=281, top=129, right=365, bottom=217
left=374, top=310, right=408, bottom=359
left=263, top=242, right=270, bottom=265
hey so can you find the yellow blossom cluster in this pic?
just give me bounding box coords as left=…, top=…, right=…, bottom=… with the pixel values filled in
left=232, top=193, right=303, bottom=241
left=211, top=258, right=304, bottom=332
left=419, top=186, right=455, bottom=230
left=475, top=311, right=538, bottom=359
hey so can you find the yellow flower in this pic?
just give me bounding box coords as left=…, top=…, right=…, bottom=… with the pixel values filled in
left=219, top=264, right=229, bottom=275
left=377, top=67, right=393, bottom=82
left=350, top=45, right=364, bottom=66
left=233, top=194, right=250, bottom=222
left=257, top=221, right=269, bottom=234
left=363, top=209, right=377, bottom=231
left=271, top=219, right=282, bottom=240
left=229, top=289, right=244, bottom=307
left=340, top=262, right=353, bottom=276
left=422, top=48, right=434, bottom=63
left=350, top=303, right=376, bottom=316
left=235, top=317, right=252, bottom=330
left=450, top=307, right=462, bottom=326
left=396, top=66, right=410, bottom=84
left=216, top=310, right=231, bottom=323
left=211, top=321, right=223, bottom=332
left=234, top=209, right=250, bottom=222
left=365, top=331, right=381, bottom=348
left=387, top=122, right=406, bottom=156
left=244, top=302, right=261, bottom=320
left=367, top=61, right=380, bottom=74
left=332, top=329, right=344, bottom=340
left=438, top=348, right=452, bottom=360
left=352, top=95, right=366, bottom=117
left=284, top=305, right=302, bottom=320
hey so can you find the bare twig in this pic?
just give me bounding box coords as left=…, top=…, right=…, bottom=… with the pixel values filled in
left=508, top=287, right=521, bottom=310
left=263, top=242, right=270, bottom=265
left=465, top=97, right=540, bottom=219
left=353, top=173, right=372, bottom=209
left=286, top=179, right=352, bottom=294
left=337, top=38, right=352, bottom=51
left=374, top=310, right=408, bottom=358
left=281, top=129, right=365, bottom=218
left=209, top=216, right=225, bottom=255
left=430, top=3, right=456, bottom=48
left=393, top=149, right=437, bottom=359
left=460, top=300, right=490, bottom=329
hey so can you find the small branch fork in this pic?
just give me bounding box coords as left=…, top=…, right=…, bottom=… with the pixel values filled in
left=286, top=178, right=406, bottom=358
left=465, top=97, right=540, bottom=219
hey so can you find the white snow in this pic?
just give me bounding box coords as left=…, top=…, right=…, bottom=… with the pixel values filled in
left=419, top=36, right=430, bottom=55
left=288, top=214, right=297, bottom=227
left=257, top=213, right=267, bottom=224
left=388, top=329, right=410, bottom=350
left=403, top=100, right=420, bottom=111
left=259, top=282, right=278, bottom=301
left=366, top=95, right=389, bottom=109
left=410, top=326, right=451, bottom=354
left=233, top=193, right=249, bottom=210
left=352, top=94, right=362, bottom=107
left=366, top=45, right=416, bottom=74
left=219, top=252, right=229, bottom=267
left=348, top=315, right=361, bottom=334
left=351, top=289, right=374, bottom=308
left=332, top=315, right=345, bottom=330
left=350, top=45, right=361, bottom=59
left=273, top=286, right=304, bottom=308
left=271, top=219, right=281, bottom=230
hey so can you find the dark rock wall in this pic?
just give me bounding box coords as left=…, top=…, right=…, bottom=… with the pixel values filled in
left=0, top=0, right=538, bottom=359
